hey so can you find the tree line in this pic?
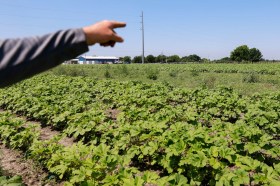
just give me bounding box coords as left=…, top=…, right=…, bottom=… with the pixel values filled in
left=121, top=54, right=204, bottom=64
left=120, top=45, right=270, bottom=63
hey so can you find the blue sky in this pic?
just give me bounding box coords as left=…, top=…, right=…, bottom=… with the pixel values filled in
left=0, top=0, right=279, bottom=59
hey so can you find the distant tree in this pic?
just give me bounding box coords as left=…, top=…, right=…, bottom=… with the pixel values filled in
left=132, top=56, right=142, bottom=63
left=181, top=56, right=189, bottom=62
left=219, top=57, right=232, bottom=63
left=201, top=58, right=211, bottom=63
left=221, top=57, right=231, bottom=61
left=167, top=55, right=180, bottom=63
left=155, top=55, right=167, bottom=63
left=249, top=48, right=263, bottom=62
left=230, top=45, right=250, bottom=62
left=146, top=55, right=156, bottom=63
left=123, top=56, right=132, bottom=63
left=187, top=54, right=201, bottom=62
left=230, top=45, right=263, bottom=62
left=181, top=54, right=201, bottom=62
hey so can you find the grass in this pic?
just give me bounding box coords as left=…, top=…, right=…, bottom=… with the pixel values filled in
left=49, top=63, right=280, bottom=95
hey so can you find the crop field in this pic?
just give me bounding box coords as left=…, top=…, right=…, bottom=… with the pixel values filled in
left=51, top=63, right=280, bottom=95
left=0, top=64, right=279, bottom=185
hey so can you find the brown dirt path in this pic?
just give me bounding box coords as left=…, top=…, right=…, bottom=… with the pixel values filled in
left=0, top=110, right=74, bottom=185
left=0, top=144, right=61, bottom=186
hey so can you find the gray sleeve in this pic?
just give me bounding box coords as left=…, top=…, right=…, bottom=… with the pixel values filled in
left=0, top=28, right=89, bottom=88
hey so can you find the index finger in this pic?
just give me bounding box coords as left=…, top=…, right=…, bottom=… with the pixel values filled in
left=110, top=21, right=126, bottom=29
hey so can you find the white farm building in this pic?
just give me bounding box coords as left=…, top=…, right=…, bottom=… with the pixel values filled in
left=65, top=56, right=119, bottom=64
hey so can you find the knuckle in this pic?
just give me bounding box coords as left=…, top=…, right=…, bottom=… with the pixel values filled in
left=103, top=20, right=110, bottom=25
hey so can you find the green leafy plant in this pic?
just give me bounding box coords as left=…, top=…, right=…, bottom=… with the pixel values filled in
left=243, top=73, right=260, bottom=83
left=0, top=176, right=24, bottom=186
left=146, top=68, right=159, bottom=80
left=0, top=74, right=279, bottom=185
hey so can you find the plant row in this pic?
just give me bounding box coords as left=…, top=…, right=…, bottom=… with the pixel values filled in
left=0, top=75, right=279, bottom=185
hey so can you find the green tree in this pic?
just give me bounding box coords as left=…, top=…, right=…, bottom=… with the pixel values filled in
left=249, top=48, right=263, bottom=62
left=119, top=57, right=124, bottom=62
left=230, top=45, right=263, bottom=62
left=201, top=58, right=211, bottom=63
left=181, top=56, right=189, bottom=62
left=221, top=57, right=231, bottom=61
left=187, top=54, right=201, bottom=62
left=146, top=55, right=156, bottom=63
left=123, top=56, right=132, bottom=63
left=181, top=54, right=201, bottom=62
left=155, top=55, right=167, bottom=63
left=217, top=57, right=232, bottom=63
left=230, top=45, right=250, bottom=62
left=132, top=56, right=142, bottom=63
left=167, top=55, right=180, bottom=63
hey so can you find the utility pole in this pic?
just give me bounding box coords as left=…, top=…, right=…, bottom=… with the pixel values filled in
left=140, top=11, right=145, bottom=64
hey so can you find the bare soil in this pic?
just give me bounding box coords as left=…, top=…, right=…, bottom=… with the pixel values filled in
left=0, top=110, right=74, bottom=185
left=0, top=144, right=60, bottom=186
left=35, top=124, right=74, bottom=147
left=106, top=109, right=121, bottom=121
left=11, top=111, right=75, bottom=147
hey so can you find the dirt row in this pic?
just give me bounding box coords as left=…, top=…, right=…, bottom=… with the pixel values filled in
left=0, top=111, right=75, bottom=186
left=0, top=144, right=58, bottom=186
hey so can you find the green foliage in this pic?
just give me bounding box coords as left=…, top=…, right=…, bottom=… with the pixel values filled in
left=104, top=65, right=112, bottom=78
left=119, top=64, right=129, bottom=77
left=230, top=45, right=250, bottom=62
left=0, top=75, right=279, bottom=185
left=202, top=76, right=216, bottom=88
left=215, top=57, right=233, bottom=63
left=182, top=54, right=201, bottom=62
left=132, top=56, right=142, bottom=63
left=49, top=63, right=280, bottom=95
left=122, top=56, right=131, bottom=63
left=53, top=66, right=86, bottom=76
left=231, top=45, right=263, bottom=62
left=155, top=54, right=167, bottom=63
left=0, top=176, right=24, bottom=186
left=169, top=70, right=178, bottom=78
left=249, top=48, right=263, bottom=62
left=0, top=112, right=39, bottom=151
left=190, top=69, right=199, bottom=77
left=145, top=55, right=156, bottom=63
left=28, top=136, right=64, bottom=167
left=243, top=73, right=260, bottom=83
left=146, top=68, right=159, bottom=80
left=167, top=55, right=181, bottom=63
left=104, top=69, right=111, bottom=78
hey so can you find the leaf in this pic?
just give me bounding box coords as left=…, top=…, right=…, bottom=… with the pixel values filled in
left=142, top=171, right=160, bottom=183
left=135, top=177, right=145, bottom=186
left=209, top=158, right=221, bottom=170
left=210, top=146, right=219, bottom=158
left=130, top=128, right=141, bottom=137
left=244, top=143, right=261, bottom=154
left=274, top=163, right=280, bottom=174
left=50, top=164, right=68, bottom=179
left=179, top=151, right=207, bottom=167
left=168, top=173, right=188, bottom=186
left=232, top=170, right=250, bottom=185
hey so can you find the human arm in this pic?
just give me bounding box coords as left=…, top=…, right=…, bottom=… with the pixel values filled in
left=0, top=28, right=88, bottom=88
left=0, top=20, right=126, bottom=88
